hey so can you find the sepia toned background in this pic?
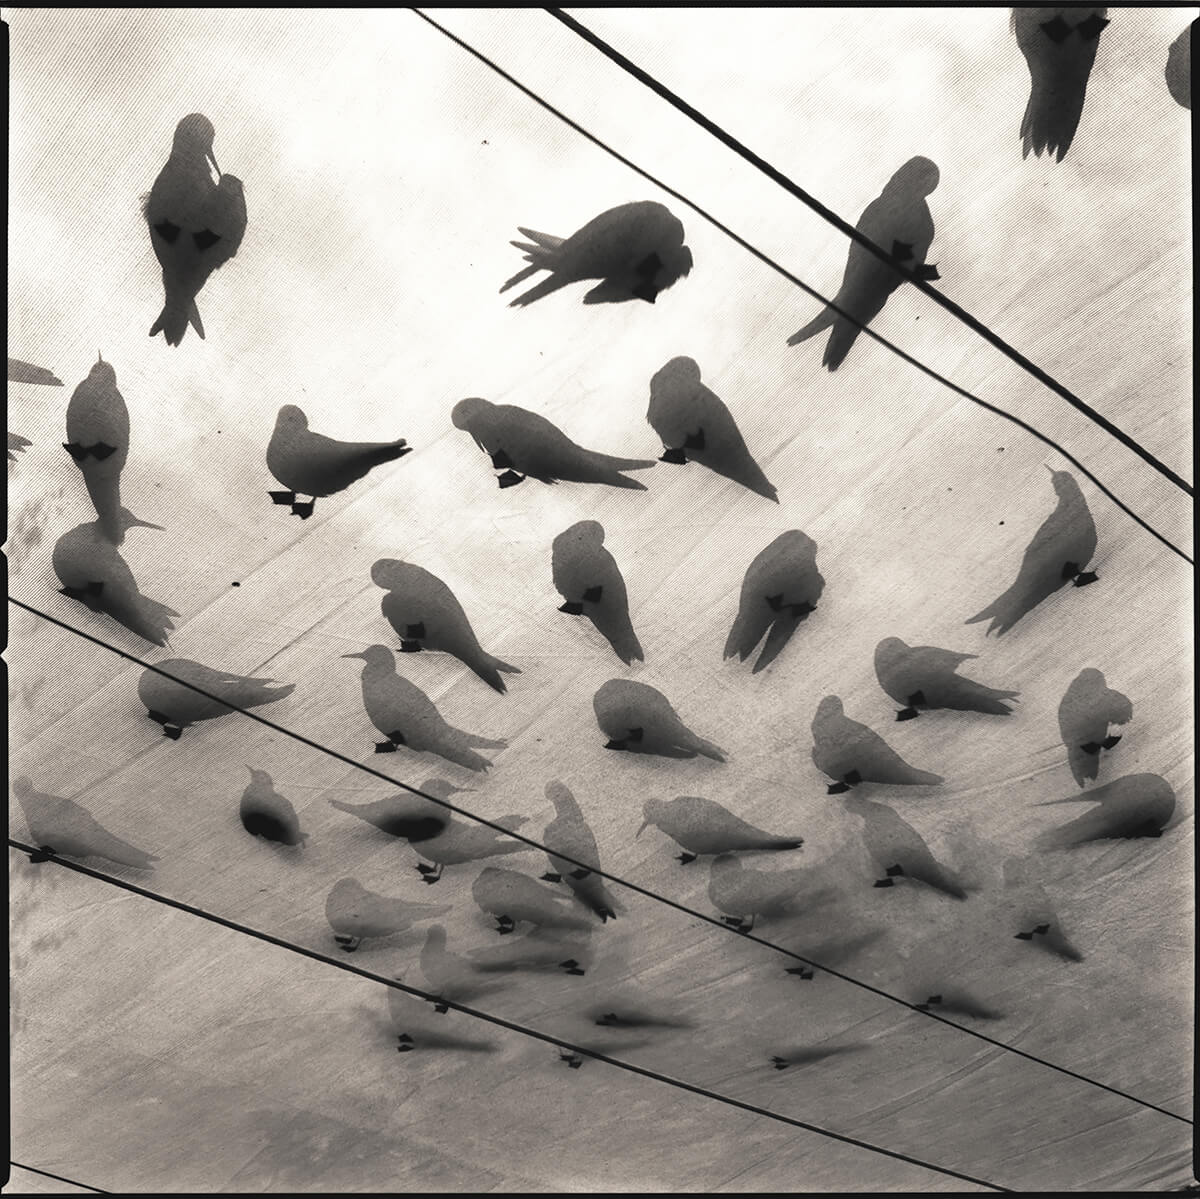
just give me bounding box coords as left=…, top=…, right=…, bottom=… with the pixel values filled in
left=7, top=7, right=1194, bottom=1192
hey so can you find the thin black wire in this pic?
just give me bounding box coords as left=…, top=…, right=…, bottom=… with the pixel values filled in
left=408, top=8, right=1193, bottom=568
left=8, top=596, right=1193, bottom=1128
left=546, top=7, right=1195, bottom=500
left=6, top=838, right=1010, bottom=1193
left=8, top=1161, right=110, bottom=1194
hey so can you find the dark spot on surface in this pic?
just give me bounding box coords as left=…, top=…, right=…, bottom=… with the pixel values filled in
left=997, top=447, right=1004, bottom=452
left=999, top=521, right=1005, bottom=526
left=232, top=581, right=240, bottom=587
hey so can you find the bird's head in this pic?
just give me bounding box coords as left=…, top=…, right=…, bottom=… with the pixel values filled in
left=660, top=244, right=694, bottom=288
left=341, top=645, right=394, bottom=668
left=814, top=695, right=843, bottom=724
left=890, top=156, right=940, bottom=197
left=564, top=520, right=605, bottom=549
left=369, top=558, right=408, bottom=590
left=451, top=397, right=490, bottom=431
left=637, top=797, right=667, bottom=837
left=649, top=356, right=701, bottom=397
left=419, top=778, right=472, bottom=801
left=545, top=779, right=577, bottom=811
left=246, top=765, right=271, bottom=786
left=276, top=404, right=308, bottom=431
left=87, top=354, right=117, bottom=387
left=874, top=637, right=907, bottom=669
left=1044, top=466, right=1078, bottom=497
left=173, top=113, right=219, bottom=173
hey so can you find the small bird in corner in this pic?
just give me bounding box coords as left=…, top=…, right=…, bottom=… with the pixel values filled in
left=811, top=696, right=943, bottom=793
left=966, top=467, right=1097, bottom=636
left=1013, top=8, right=1110, bottom=162
left=1057, top=667, right=1132, bottom=787
left=787, top=156, right=940, bottom=370
left=267, top=405, right=411, bottom=519
left=63, top=354, right=132, bottom=545
left=593, top=678, right=726, bottom=761
left=137, top=658, right=294, bottom=739
left=500, top=201, right=693, bottom=307
left=144, top=113, right=247, bottom=345
left=874, top=637, right=1019, bottom=720
left=240, top=767, right=308, bottom=848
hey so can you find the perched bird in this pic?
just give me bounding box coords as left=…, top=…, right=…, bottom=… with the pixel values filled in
left=8, top=357, right=63, bottom=386
left=637, top=795, right=804, bottom=865
left=707, top=853, right=834, bottom=932
left=767, top=1044, right=863, bottom=1071
left=137, top=658, right=294, bottom=739
left=551, top=521, right=643, bottom=665
left=452, top=398, right=654, bottom=491
left=907, top=984, right=1003, bottom=1021
left=144, top=113, right=246, bottom=345
left=1013, top=8, right=1110, bottom=162
left=8, top=433, right=32, bottom=463
left=1165, top=23, right=1191, bottom=109
left=342, top=646, right=507, bottom=772
left=1034, top=773, right=1176, bottom=849
left=418, top=925, right=508, bottom=1010
left=1001, top=855, right=1082, bottom=961
left=370, top=559, right=519, bottom=693
left=13, top=776, right=158, bottom=869
left=874, top=637, right=1019, bottom=720
left=472, top=866, right=599, bottom=935
left=63, top=354, right=130, bottom=545
left=266, top=405, right=411, bottom=519
left=1057, top=668, right=1132, bottom=787
left=787, top=157, right=940, bottom=370
left=387, top=984, right=499, bottom=1054
left=811, top=696, right=943, bottom=793
left=724, top=531, right=824, bottom=673
left=841, top=794, right=967, bottom=899
left=324, top=877, right=450, bottom=952
left=586, top=1003, right=694, bottom=1032
left=646, top=357, right=777, bottom=501
left=52, top=509, right=176, bottom=647
left=239, top=767, right=307, bottom=847
left=966, top=468, right=1097, bottom=636
left=468, top=928, right=594, bottom=977
left=542, top=781, right=620, bottom=921
left=593, top=678, right=726, bottom=761
left=500, top=201, right=693, bottom=307
left=330, top=779, right=529, bottom=882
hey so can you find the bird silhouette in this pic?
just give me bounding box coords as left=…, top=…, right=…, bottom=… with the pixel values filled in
left=386, top=983, right=500, bottom=1054
left=324, top=877, right=450, bottom=952
left=811, top=696, right=943, bottom=793
left=266, top=405, right=411, bottom=518
left=137, top=658, right=294, bottom=738
left=707, top=853, right=834, bottom=932
left=472, top=866, right=599, bottom=935
left=53, top=509, right=176, bottom=646
left=874, top=637, right=1019, bottom=720
left=841, top=793, right=967, bottom=899
left=1165, top=23, right=1191, bottom=109
left=1057, top=668, right=1132, bottom=787
left=370, top=559, right=518, bottom=693
left=144, top=114, right=246, bottom=344
left=1000, top=855, right=1083, bottom=961
left=638, top=796, right=803, bottom=864
left=63, top=354, right=131, bottom=544
left=787, top=156, right=940, bottom=369
left=500, top=201, right=693, bottom=307
left=13, top=776, right=158, bottom=869
left=593, top=678, right=726, bottom=761
left=342, top=646, right=506, bottom=772
left=240, top=767, right=307, bottom=847
left=724, top=530, right=824, bottom=673
left=1034, top=773, right=1176, bottom=849
left=8, top=432, right=32, bottom=463
left=452, top=398, right=654, bottom=491
left=646, top=357, right=777, bottom=501
left=552, top=521, right=643, bottom=665
left=8, top=357, right=63, bottom=386
left=966, top=468, right=1097, bottom=635
left=418, top=925, right=509, bottom=1010
left=1013, top=8, right=1110, bottom=161
left=542, top=781, right=620, bottom=921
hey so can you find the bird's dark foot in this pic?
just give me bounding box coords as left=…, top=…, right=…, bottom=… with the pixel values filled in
left=540, top=872, right=563, bottom=883
left=1073, top=571, right=1099, bottom=587
left=399, top=640, right=422, bottom=653
left=334, top=935, right=360, bottom=952
left=786, top=965, right=815, bottom=979
left=790, top=600, right=816, bottom=618
left=558, top=601, right=584, bottom=615
left=1101, top=734, right=1121, bottom=750
left=722, top=915, right=746, bottom=929
left=269, top=490, right=296, bottom=506
left=416, top=862, right=442, bottom=883
left=495, top=915, right=515, bottom=935
left=603, top=739, right=627, bottom=751
left=490, top=449, right=514, bottom=470
left=771, top=1056, right=789, bottom=1070
left=497, top=470, right=525, bottom=488
left=63, top=442, right=88, bottom=463
left=146, top=708, right=170, bottom=725
left=595, top=1012, right=620, bottom=1027
left=582, top=585, right=603, bottom=603
left=914, top=263, right=940, bottom=282
left=1077, top=13, right=1110, bottom=40
left=827, top=781, right=850, bottom=795
left=914, top=994, right=942, bottom=1012
left=433, top=1001, right=449, bottom=1014
left=676, top=852, right=697, bottom=865
left=28, top=846, right=55, bottom=863
left=396, top=1033, right=414, bottom=1052
left=1039, top=15, right=1072, bottom=43
left=873, top=877, right=896, bottom=888
left=561, top=1052, right=583, bottom=1069
left=1080, top=741, right=1102, bottom=755
left=291, top=499, right=315, bottom=519
left=559, top=959, right=585, bottom=976
left=884, top=864, right=905, bottom=878
left=90, top=442, right=118, bottom=461
left=598, top=908, right=616, bottom=922
left=569, top=867, right=592, bottom=880
left=896, top=707, right=920, bottom=722
left=659, top=446, right=688, bottom=465
left=162, top=724, right=182, bottom=740
left=374, top=741, right=397, bottom=754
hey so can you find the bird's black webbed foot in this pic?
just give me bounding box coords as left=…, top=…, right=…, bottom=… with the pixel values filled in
left=558, top=600, right=584, bottom=615
left=659, top=446, right=688, bottom=465
left=603, top=738, right=627, bottom=751
left=786, top=965, right=815, bottom=979
left=595, top=1013, right=620, bottom=1027
left=153, top=219, right=181, bottom=244
left=896, top=707, right=920, bottom=722
left=497, top=469, right=525, bottom=488
left=374, top=741, right=397, bottom=754
left=63, top=442, right=88, bottom=464
left=770, top=1056, right=789, bottom=1070
left=495, top=914, right=515, bottom=935
left=28, top=846, right=55, bottom=864
left=1039, top=15, right=1072, bottom=43
left=568, top=867, right=592, bottom=880
left=193, top=229, right=221, bottom=251
left=598, top=907, right=616, bottom=922
left=884, top=864, right=905, bottom=877
left=582, top=585, right=603, bottom=603
left=559, top=958, right=586, bottom=976
left=416, top=862, right=442, bottom=883
left=88, top=442, right=118, bottom=461
left=561, top=1052, right=583, bottom=1069
left=291, top=499, right=315, bottom=519
left=914, top=263, right=940, bottom=282
left=490, top=449, right=514, bottom=470
left=1076, top=13, right=1109, bottom=40
left=396, top=1033, right=414, bottom=1052
left=676, top=852, right=697, bottom=865
left=162, top=724, right=183, bottom=740
left=827, top=780, right=851, bottom=795
left=432, top=1001, right=450, bottom=1014
left=1101, top=734, right=1121, bottom=750
left=1072, top=570, right=1098, bottom=587
left=269, top=490, right=296, bottom=506
left=334, top=934, right=360, bottom=952
left=1080, top=741, right=1102, bottom=755
left=540, top=871, right=563, bottom=883
left=914, top=994, right=942, bottom=1012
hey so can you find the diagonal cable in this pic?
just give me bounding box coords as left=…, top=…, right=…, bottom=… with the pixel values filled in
left=7, top=1162, right=110, bottom=1194
left=8, top=595, right=1192, bottom=1127
left=7, top=837, right=1010, bottom=1193
left=546, top=6, right=1194, bottom=498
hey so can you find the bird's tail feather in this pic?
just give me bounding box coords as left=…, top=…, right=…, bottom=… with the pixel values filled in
left=787, top=306, right=837, bottom=347
left=507, top=273, right=575, bottom=307
left=150, top=303, right=191, bottom=347
left=500, top=263, right=542, bottom=294
left=516, top=227, right=563, bottom=249
left=822, top=319, right=862, bottom=371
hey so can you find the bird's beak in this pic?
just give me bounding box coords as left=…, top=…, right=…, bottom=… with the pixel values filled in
left=97, top=350, right=104, bottom=363
left=1033, top=795, right=1088, bottom=807
left=129, top=515, right=166, bottom=531
left=208, top=150, right=221, bottom=178
left=341, top=651, right=368, bottom=661
left=635, top=819, right=650, bottom=838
